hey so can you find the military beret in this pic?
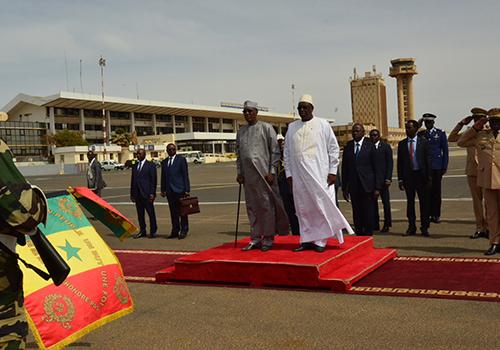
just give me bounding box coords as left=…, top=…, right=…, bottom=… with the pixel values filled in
left=470, top=108, right=487, bottom=116
left=422, top=113, right=437, bottom=121
left=487, top=108, right=500, bottom=119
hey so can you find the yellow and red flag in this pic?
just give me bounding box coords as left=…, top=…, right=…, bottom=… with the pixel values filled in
left=19, top=191, right=134, bottom=350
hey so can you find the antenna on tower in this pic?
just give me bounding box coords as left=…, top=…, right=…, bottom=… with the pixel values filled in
left=79, top=59, right=83, bottom=92
left=64, top=51, right=69, bottom=91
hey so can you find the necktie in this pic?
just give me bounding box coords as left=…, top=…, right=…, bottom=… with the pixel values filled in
left=138, top=161, right=143, bottom=172
left=355, top=143, right=360, bottom=158
left=168, top=157, right=173, bottom=167
left=409, top=139, right=415, bottom=169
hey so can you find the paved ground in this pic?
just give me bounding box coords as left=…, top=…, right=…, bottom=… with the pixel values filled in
left=25, top=150, right=500, bottom=349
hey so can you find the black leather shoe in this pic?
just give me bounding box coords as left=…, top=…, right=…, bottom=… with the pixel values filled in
left=293, top=243, right=311, bottom=252
left=178, top=233, right=187, bottom=240
left=241, top=242, right=261, bottom=251
left=484, top=244, right=499, bottom=256
left=133, top=232, right=147, bottom=239
left=149, top=232, right=157, bottom=239
left=167, top=233, right=179, bottom=239
left=374, top=226, right=380, bottom=232
left=313, top=245, right=326, bottom=253
left=429, top=216, right=440, bottom=223
left=421, top=230, right=430, bottom=237
left=470, top=231, right=487, bottom=239
left=260, top=245, right=272, bottom=252
left=380, top=226, right=390, bottom=233
left=403, top=228, right=416, bottom=236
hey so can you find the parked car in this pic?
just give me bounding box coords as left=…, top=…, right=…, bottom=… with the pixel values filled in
left=177, top=151, right=205, bottom=164
left=101, top=160, right=125, bottom=171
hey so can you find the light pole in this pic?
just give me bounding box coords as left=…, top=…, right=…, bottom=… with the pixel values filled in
left=99, top=56, right=107, bottom=146
left=291, top=83, right=296, bottom=118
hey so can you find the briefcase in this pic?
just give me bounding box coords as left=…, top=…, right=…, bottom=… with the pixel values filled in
left=179, top=195, right=200, bottom=216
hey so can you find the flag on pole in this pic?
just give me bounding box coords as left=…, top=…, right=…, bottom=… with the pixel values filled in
left=69, top=186, right=137, bottom=240
left=19, top=191, right=134, bottom=350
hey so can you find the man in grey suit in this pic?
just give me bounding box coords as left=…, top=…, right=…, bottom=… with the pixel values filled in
left=86, top=151, right=106, bottom=196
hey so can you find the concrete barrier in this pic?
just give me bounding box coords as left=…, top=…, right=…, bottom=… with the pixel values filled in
left=17, top=163, right=86, bottom=177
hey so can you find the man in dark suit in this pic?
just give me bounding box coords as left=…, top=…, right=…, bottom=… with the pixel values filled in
left=86, top=151, right=106, bottom=196
left=130, top=148, right=158, bottom=239
left=398, top=120, right=433, bottom=237
left=369, top=129, right=393, bottom=233
left=342, top=123, right=381, bottom=236
left=277, top=135, right=299, bottom=235
left=418, top=113, right=449, bottom=223
left=161, top=143, right=191, bottom=239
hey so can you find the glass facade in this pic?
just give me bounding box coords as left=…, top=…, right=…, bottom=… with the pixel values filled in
left=192, top=117, right=206, bottom=132
left=136, top=126, right=153, bottom=135
left=135, top=113, right=152, bottom=121
left=156, top=114, right=172, bottom=122
left=110, top=111, right=129, bottom=120
left=0, top=121, right=49, bottom=161
left=157, top=126, right=173, bottom=134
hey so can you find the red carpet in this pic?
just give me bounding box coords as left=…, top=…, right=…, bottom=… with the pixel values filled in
left=155, top=236, right=396, bottom=292
left=349, top=256, right=500, bottom=302
left=115, top=249, right=193, bottom=283
left=115, top=249, right=500, bottom=302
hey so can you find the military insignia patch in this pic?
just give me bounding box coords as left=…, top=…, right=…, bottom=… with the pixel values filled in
left=113, top=275, right=130, bottom=305
left=42, top=294, right=75, bottom=329
left=58, top=197, right=83, bottom=219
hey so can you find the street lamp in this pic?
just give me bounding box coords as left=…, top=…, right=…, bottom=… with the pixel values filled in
left=99, top=56, right=107, bottom=146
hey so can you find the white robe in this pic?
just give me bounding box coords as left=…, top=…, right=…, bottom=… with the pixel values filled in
left=284, top=117, right=354, bottom=244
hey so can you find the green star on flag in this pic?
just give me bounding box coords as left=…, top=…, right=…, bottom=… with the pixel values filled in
left=58, top=239, right=82, bottom=261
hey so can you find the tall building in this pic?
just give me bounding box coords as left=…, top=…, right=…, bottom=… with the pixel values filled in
left=389, top=58, right=417, bottom=128
left=350, top=66, right=388, bottom=137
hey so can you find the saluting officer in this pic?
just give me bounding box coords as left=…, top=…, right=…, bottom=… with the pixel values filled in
left=458, top=108, right=500, bottom=255
left=448, top=108, right=488, bottom=239
left=418, top=113, right=449, bottom=223
left=0, top=112, right=48, bottom=349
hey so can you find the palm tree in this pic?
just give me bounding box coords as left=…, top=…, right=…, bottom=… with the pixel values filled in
left=110, top=128, right=133, bottom=147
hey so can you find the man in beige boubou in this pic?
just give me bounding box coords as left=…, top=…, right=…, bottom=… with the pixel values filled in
left=458, top=108, right=500, bottom=255
left=448, top=108, right=488, bottom=239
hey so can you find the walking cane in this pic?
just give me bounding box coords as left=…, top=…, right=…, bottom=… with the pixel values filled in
left=234, top=183, right=242, bottom=248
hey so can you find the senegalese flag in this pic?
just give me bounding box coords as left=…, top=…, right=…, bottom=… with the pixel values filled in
left=69, top=186, right=138, bottom=240
left=19, top=191, right=134, bottom=350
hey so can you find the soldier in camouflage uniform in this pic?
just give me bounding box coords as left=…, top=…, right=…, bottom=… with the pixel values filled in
left=0, top=112, right=48, bottom=350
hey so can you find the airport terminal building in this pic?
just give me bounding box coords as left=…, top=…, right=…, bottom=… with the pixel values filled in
left=2, top=92, right=296, bottom=160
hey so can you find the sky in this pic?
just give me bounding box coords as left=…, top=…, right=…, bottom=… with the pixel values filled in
left=1, top=0, right=499, bottom=130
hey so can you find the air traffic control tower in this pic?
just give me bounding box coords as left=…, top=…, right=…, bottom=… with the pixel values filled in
left=389, top=58, right=417, bottom=128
